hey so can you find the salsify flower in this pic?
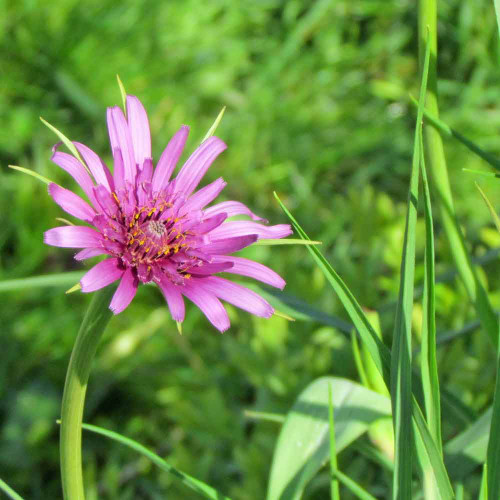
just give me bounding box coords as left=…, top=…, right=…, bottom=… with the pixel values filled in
left=44, top=95, right=291, bottom=331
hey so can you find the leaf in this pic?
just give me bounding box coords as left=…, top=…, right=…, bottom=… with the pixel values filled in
left=444, top=407, right=491, bottom=480
left=8, top=165, right=53, bottom=185
left=266, top=377, right=391, bottom=500
left=201, top=106, right=226, bottom=143
left=418, top=0, right=499, bottom=350
left=420, top=114, right=442, bottom=451
left=81, top=422, right=231, bottom=500
left=274, top=195, right=454, bottom=499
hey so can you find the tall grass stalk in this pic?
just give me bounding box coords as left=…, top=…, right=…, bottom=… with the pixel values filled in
left=418, top=0, right=499, bottom=348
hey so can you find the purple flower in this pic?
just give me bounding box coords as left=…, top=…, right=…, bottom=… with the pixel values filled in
left=44, top=95, right=291, bottom=331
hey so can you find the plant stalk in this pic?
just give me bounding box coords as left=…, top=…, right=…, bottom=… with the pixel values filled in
left=60, top=287, right=114, bottom=500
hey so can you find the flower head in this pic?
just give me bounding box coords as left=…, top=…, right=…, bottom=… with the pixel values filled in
left=44, top=95, right=291, bottom=331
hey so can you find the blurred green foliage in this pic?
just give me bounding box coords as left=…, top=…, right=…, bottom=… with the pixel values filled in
left=2, top=0, right=500, bottom=498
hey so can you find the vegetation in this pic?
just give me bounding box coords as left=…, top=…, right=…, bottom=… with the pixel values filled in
left=2, top=0, right=500, bottom=498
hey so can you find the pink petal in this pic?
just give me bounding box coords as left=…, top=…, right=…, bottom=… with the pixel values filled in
left=182, top=282, right=230, bottom=332
left=126, top=95, right=151, bottom=168
left=44, top=226, right=102, bottom=248
left=51, top=148, right=97, bottom=207
left=109, top=268, right=138, bottom=314
left=74, top=248, right=108, bottom=261
left=80, top=258, right=124, bottom=292
left=48, top=183, right=96, bottom=222
left=204, top=201, right=266, bottom=222
left=174, top=136, right=227, bottom=197
left=112, top=148, right=126, bottom=192
left=107, top=106, right=136, bottom=184
left=137, top=157, right=153, bottom=184
left=181, top=177, right=227, bottom=214
left=73, top=142, right=114, bottom=192
left=152, top=125, right=190, bottom=193
left=195, top=213, right=227, bottom=234
left=212, top=256, right=285, bottom=289
left=93, top=185, right=119, bottom=218
left=209, top=221, right=292, bottom=240
left=189, top=261, right=233, bottom=275
left=203, top=234, right=258, bottom=254
left=158, top=278, right=185, bottom=322
left=200, top=276, right=274, bottom=318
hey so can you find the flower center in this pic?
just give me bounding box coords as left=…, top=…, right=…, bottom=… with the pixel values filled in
left=148, top=220, right=166, bottom=237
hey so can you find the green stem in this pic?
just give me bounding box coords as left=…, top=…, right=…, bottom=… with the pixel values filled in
left=60, top=287, right=115, bottom=500
left=418, top=0, right=499, bottom=347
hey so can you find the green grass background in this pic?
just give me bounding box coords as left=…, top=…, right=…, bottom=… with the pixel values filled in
left=2, top=0, right=500, bottom=498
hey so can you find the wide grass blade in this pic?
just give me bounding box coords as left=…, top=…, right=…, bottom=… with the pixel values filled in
left=0, top=478, right=25, bottom=500
left=266, top=377, right=391, bottom=500
left=418, top=0, right=499, bottom=348
left=82, top=422, right=231, bottom=500
left=444, top=407, right=492, bottom=480
left=476, top=183, right=500, bottom=498
left=275, top=194, right=454, bottom=499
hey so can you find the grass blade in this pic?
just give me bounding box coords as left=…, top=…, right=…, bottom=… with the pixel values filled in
left=409, top=96, right=500, bottom=172
left=274, top=194, right=454, bottom=499
left=444, top=407, right=491, bottom=480
left=82, top=422, right=231, bottom=500
left=420, top=128, right=442, bottom=500
left=389, top=26, right=430, bottom=500
left=418, top=0, right=499, bottom=348
left=8, top=165, right=53, bottom=185
left=331, top=469, right=378, bottom=500
left=201, top=106, right=226, bottom=143
left=40, top=117, right=90, bottom=174
left=0, top=478, right=25, bottom=500
left=420, top=124, right=441, bottom=454
left=476, top=182, right=500, bottom=498
left=253, top=238, right=322, bottom=246
left=328, top=384, right=340, bottom=500
left=480, top=464, right=488, bottom=500
left=0, top=271, right=85, bottom=292
left=487, top=344, right=500, bottom=500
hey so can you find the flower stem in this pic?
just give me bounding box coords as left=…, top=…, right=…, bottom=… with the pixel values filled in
left=60, top=287, right=115, bottom=500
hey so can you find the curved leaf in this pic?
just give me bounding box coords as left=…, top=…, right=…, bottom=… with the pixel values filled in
left=267, top=377, right=391, bottom=500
